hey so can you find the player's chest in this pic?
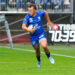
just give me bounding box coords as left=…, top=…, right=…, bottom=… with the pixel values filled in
left=29, top=16, right=41, bottom=24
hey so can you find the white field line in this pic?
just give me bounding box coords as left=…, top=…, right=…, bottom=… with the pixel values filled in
left=0, top=46, right=75, bottom=59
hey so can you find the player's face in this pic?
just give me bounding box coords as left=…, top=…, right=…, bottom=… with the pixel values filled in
left=28, top=7, right=36, bottom=16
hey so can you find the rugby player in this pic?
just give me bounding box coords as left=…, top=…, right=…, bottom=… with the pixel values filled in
left=22, top=4, right=55, bottom=68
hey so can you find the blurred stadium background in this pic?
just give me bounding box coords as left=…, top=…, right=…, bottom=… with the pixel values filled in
left=0, top=0, right=75, bottom=75
left=0, top=0, right=74, bottom=46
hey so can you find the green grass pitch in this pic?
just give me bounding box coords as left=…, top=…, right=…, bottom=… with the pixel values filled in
left=0, top=45, right=75, bottom=75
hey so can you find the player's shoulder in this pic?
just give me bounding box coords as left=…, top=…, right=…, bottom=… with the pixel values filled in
left=37, top=10, right=45, bottom=16
left=24, top=13, right=30, bottom=19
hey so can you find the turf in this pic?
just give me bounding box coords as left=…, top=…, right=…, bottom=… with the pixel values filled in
left=0, top=45, right=75, bottom=75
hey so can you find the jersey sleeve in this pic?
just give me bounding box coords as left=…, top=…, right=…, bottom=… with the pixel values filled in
left=22, top=15, right=29, bottom=25
left=40, top=10, right=45, bottom=17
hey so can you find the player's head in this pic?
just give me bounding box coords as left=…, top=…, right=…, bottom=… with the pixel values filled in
left=28, top=4, right=37, bottom=16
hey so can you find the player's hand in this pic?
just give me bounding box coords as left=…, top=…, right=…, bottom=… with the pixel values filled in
left=47, top=22, right=58, bottom=31
left=47, top=22, right=54, bottom=27
left=28, top=28, right=35, bottom=34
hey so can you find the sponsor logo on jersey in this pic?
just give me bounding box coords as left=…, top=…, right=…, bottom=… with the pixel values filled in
left=29, top=18, right=33, bottom=22
left=34, top=24, right=41, bottom=30
left=38, top=17, right=41, bottom=21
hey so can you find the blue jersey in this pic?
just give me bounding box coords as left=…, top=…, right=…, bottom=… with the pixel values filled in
left=23, top=10, right=45, bottom=37
left=23, top=11, right=47, bottom=47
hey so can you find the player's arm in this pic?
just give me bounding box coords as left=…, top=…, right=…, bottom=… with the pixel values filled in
left=45, top=11, right=54, bottom=27
left=22, top=15, right=35, bottom=33
left=22, top=24, right=28, bottom=31
left=22, top=24, right=35, bottom=33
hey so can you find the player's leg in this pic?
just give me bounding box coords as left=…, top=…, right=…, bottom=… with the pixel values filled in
left=34, top=44, right=40, bottom=56
left=31, top=36, right=41, bottom=67
left=40, top=38, right=50, bottom=57
left=40, top=38, right=55, bottom=64
left=33, top=44, right=41, bottom=67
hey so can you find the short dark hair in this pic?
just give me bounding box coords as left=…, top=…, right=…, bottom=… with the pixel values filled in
left=28, top=3, right=37, bottom=10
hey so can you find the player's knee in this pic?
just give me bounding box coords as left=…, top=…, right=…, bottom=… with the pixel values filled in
left=42, top=45, right=47, bottom=49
